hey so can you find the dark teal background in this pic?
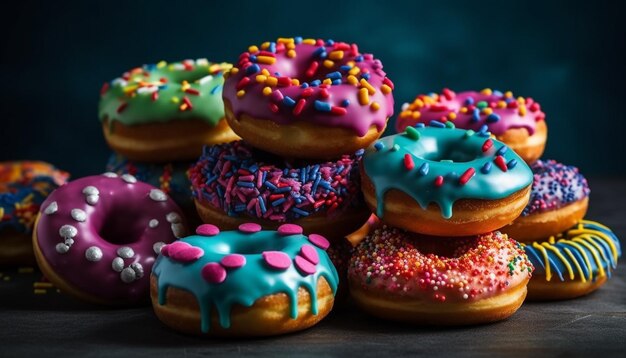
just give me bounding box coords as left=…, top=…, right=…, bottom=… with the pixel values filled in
left=2, top=0, right=625, bottom=176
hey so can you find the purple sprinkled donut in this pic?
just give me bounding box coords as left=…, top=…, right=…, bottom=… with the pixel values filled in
left=523, top=159, right=590, bottom=216
left=188, top=141, right=363, bottom=222
left=34, top=173, right=187, bottom=304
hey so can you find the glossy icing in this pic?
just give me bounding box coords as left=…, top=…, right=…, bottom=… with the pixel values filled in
left=35, top=174, right=186, bottom=303
left=99, top=60, right=232, bottom=127
left=152, top=223, right=338, bottom=333
left=522, top=159, right=590, bottom=216
left=223, top=37, right=394, bottom=137
left=189, top=141, right=363, bottom=221
left=363, top=125, right=533, bottom=219
left=522, top=220, right=621, bottom=282
left=396, top=88, right=545, bottom=136
left=1, top=161, right=69, bottom=234
left=349, top=226, right=533, bottom=302
left=106, top=153, right=193, bottom=211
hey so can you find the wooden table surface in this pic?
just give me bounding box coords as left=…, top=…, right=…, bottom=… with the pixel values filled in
left=1, top=177, right=624, bottom=357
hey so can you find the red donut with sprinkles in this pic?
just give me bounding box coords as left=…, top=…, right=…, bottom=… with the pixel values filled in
left=349, top=226, right=533, bottom=325
left=222, top=37, right=394, bottom=159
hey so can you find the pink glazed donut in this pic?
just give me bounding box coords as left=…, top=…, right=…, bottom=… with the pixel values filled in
left=222, top=37, right=394, bottom=159
left=33, top=173, right=187, bottom=305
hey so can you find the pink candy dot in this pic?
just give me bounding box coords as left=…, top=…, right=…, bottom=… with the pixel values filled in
left=201, top=263, right=227, bottom=284
left=294, top=255, right=317, bottom=276
left=163, top=241, right=204, bottom=262
left=238, top=222, right=262, bottom=233
left=220, top=254, right=246, bottom=269
left=262, top=251, right=291, bottom=270
left=300, top=244, right=319, bottom=265
left=277, top=224, right=303, bottom=236
left=196, top=224, right=220, bottom=236
left=308, top=234, right=330, bottom=250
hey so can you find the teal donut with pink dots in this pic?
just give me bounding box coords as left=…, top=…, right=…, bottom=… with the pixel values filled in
left=151, top=222, right=338, bottom=333
left=363, top=122, right=534, bottom=219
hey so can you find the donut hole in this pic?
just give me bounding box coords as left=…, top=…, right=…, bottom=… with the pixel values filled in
left=97, top=209, right=146, bottom=245
left=414, top=138, right=483, bottom=163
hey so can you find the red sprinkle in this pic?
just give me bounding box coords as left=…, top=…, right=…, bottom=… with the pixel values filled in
left=100, top=82, right=109, bottom=96
left=269, top=103, right=279, bottom=113
left=306, top=61, right=319, bottom=77
left=331, top=106, right=347, bottom=115
left=117, top=102, right=128, bottom=113
left=185, top=88, right=200, bottom=95
left=293, top=99, right=306, bottom=115
left=151, top=91, right=159, bottom=101
left=183, top=96, right=193, bottom=110
left=301, top=88, right=314, bottom=97
left=494, top=156, right=508, bottom=172
left=459, top=168, right=476, bottom=185
left=430, top=104, right=449, bottom=112
left=434, top=175, right=444, bottom=187
left=277, top=77, right=292, bottom=87
left=403, top=154, right=414, bottom=170
left=382, top=77, right=394, bottom=90
left=319, top=88, right=330, bottom=98
left=442, top=88, right=455, bottom=100
left=482, top=139, right=493, bottom=152
left=236, top=77, right=251, bottom=90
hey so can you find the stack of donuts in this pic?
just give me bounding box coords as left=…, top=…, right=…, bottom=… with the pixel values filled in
left=150, top=37, right=395, bottom=336
left=392, top=88, right=621, bottom=302
left=99, top=59, right=239, bottom=219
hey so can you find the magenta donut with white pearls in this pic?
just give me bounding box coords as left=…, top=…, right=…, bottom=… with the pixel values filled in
left=33, top=173, right=187, bottom=305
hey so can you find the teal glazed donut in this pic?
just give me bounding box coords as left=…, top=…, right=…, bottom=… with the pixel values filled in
left=151, top=223, right=338, bottom=336
left=361, top=123, right=533, bottom=236
left=522, top=220, right=621, bottom=300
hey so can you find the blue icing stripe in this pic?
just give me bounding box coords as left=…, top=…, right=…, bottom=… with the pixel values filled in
left=364, top=126, right=532, bottom=219
left=1, top=176, right=61, bottom=234
left=152, top=229, right=338, bottom=333
left=522, top=220, right=621, bottom=282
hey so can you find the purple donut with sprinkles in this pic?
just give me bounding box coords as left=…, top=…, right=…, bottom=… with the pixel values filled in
left=502, top=159, right=590, bottom=242
left=33, top=173, right=187, bottom=305
left=222, top=37, right=394, bottom=159
left=189, top=141, right=369, bottom=240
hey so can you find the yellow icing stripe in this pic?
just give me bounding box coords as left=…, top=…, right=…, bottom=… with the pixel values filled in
left=563, top=247, right=586, bottom=283
left=560, top=240, right=593, bottom=281
left=582, top=219, right=610, bottom=231
left=581, top=234, right=610, bottom=266
left=570, top=227, right=619, bottom=261
left=532, top=242, right=552, bottom=281
left=572, top=238, right=606, bottom=278
left=542, top=242, right=574, bottom=280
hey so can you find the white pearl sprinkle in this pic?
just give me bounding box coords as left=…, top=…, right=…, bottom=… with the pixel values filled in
left=148, top=219, right=159, bottom=228
left=71, top=209, right=87, bottom=222
left=55, top=243, right=70, bottom=254
left=171, top=223, right=186, bottom=238
left=130, top=262, right=144, bottom=279
left=64, top=238, right=75, bottom=246
left=82, top=186, right=99, bottom=196
left=153, top=242, right=166, bottom=254
left=112, top=257, right=124, bottom=272
left=86, top=194, right=99, bottom=206
left=85, top=246, right=103, bottom=262
left=102, top=172, right=118, bottom=178
left=59, top=225, right=77, bottom=238
left=43, top=201, right=58, bottom=215
left=121, top=174, right=137, bottom=183
left=117, top=246, right=134, bottom=259
left=463, top=294, right=469, bottom=300
left=149, top=189, right=167, bottom=202
left=166, top=212, right=181, bottom=223
left=120, top=267, right=137, bottom=283
left=401, top=102, right=410, bottom=111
